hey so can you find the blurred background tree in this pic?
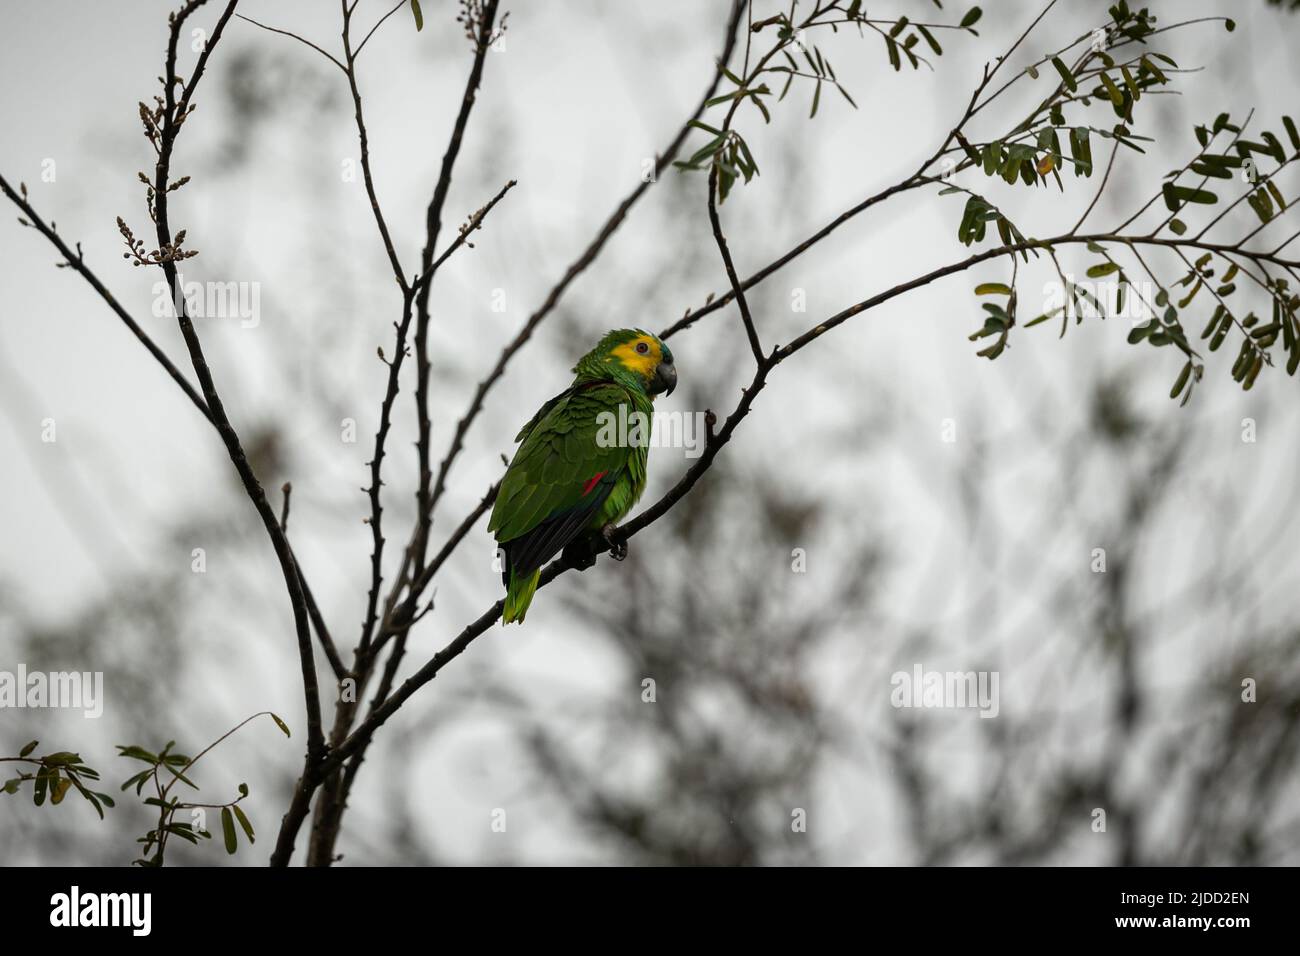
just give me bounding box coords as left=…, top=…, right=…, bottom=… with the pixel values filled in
left=3, top=0, right=1299, bottom=864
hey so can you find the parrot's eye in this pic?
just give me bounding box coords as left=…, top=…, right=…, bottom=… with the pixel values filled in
left=635, top=341, right=650, bottom=355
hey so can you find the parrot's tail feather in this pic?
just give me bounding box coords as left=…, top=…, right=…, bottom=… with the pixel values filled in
left=503, top=567, right=541, bottom=625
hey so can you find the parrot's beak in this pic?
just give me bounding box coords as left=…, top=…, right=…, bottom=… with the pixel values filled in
left=651, top=360, right=677, bottom=397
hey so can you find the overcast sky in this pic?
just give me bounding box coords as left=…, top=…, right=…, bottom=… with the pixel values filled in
left=4, top=0, right=1299, bottom=864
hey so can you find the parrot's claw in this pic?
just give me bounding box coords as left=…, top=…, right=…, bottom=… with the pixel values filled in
left=602, top=524, right=628, bottom=562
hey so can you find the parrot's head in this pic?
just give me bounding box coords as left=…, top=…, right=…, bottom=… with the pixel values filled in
left=576, top=328, right=676, bottom=398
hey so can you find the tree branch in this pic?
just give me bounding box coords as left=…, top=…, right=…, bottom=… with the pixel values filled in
left=341, top=0, right=409, bottom=292
left=410, top=0, right=501, bottom=598
left=317, top=219, right=1300, bottom=777
left=153, top=0, right=326, bottom=771
left=235, top=13, right=347, bottom=72
left=0, top=174, right=213, bottom=425
left=417, top=0, right=748, bottom=531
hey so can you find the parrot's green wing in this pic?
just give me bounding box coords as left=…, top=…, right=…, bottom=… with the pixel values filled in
left=489, top=382, right=637, bottom=576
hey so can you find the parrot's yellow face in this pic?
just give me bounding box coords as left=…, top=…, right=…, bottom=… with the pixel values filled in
left=609, top=333, right=665, bottom=378
left=585, top=328, right=676, bottom=397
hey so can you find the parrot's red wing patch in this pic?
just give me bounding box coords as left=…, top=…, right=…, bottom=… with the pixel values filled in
left=581, top=471, right=608, bottom=497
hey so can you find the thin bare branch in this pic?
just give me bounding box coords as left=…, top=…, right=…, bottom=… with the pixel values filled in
left=0, top=174, right=213, bottom=424
left=341, top=0, right=409, bottom=292
left=154, top=0, right=326, bottom=781
left=235, top=13, right=347, bottom=72
left=410, top=0, right=502, bottom=598
left=354, top=0, right=407, bottom=57
left=418, top=0, right=748, bottom=535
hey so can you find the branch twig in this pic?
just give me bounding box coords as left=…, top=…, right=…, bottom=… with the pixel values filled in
left=155, top=0, right=327, bottom=785
left=0, top=175, right=213, bottom=424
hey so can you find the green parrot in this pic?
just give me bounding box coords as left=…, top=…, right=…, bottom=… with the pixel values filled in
left=488, top=328, right=677, bottom=623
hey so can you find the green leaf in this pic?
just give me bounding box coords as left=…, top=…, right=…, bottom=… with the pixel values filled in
left=1244, top=353, right=1263, bottom=390
left=1163, top=183, right=1219, bottom=208
left=687, top=135, right=726, bottom=166
left=975, top=283, right=1013, bottom=296
left=1086, top=262, right=1119, bottom=278
left=916, top=24, right=943, bottom=57
left=1200, top=304, right=1226, bottom=339
left=1169, top=218, right=1186, bottom=235
left=1099, top=72, right=1124, bottom=109
left=960, top=7, right=983, bottom=29
left=885, top=36, right=900, bottom=72
left=162, top=764, right=199, bottom=790
left=981, top=142, right=998, bottom=176
left=1209, top=311, right=1233, bottom=351
left=1284, top=116, right=1300, bottom=154
left=1190, top=161, right=1233, bottom=180
left=168, top=822, right=201, bottom=845
left=1262, top=132, right=1287, bottom=164
left=718, top=165, right=737, bottom=203
left=1128, top=321, right=1157, bottom=344
left=734, top=136, right=759, bottom=178
left=1267, top=180, right=1286, bottom=211
left=1225, top=18, right=1235, bottom=32
left=1139, top=56, right=1168, bottom=84
left=232, top=804, right=255, bottom=844
left=1051, top=57, right=1077, bottom=93
left=221, top=807, right=238, bottom=854
left=19, top=741, right=38, bottom=758
left=1248, top=189, right=1274, bottom=223
left=1070, top=127, right=1093, bottom=177
left=410, top=0, right=423, bottom=32
left=117, top=745, right=159, bottom=764
left=1120, top=65, right=1140, bottom=102
left=1170, top=362, right=1192, bottom=399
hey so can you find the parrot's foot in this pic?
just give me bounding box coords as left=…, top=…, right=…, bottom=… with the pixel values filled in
left=563, top=537, right=599, bottom=571
left=602, top=524, right=628, bottom=562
